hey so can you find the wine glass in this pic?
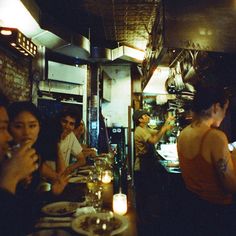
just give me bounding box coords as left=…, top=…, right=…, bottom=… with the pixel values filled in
left=94, top=159, right=106, bottom=181
left=85, top=185, right=103, bottom=212
left=86, top=167, right=99, bottom=191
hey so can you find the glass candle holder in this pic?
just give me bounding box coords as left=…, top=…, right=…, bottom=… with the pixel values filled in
left=101, top=170, right=112, bottom=184
left=112, top=193, right=127, bottom=215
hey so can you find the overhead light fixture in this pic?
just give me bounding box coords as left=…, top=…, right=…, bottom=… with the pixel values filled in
left=0, top=27, right=37, bottom=57
left=143, top=67, right=170, bottom=94
left=174, top=61, right=185, bottom=91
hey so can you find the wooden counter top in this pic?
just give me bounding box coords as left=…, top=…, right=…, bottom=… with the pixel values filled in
left=31, top=181, right=137, bottom=236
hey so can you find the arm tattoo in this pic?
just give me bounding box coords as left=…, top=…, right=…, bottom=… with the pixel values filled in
left=216, top=158, right=228, bottom=178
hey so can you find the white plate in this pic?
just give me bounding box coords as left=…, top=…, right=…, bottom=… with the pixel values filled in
left=71, top=212, right=128, bottom=235
left=68, top=175, right=87, bottom=183
left=41, top=201, right=85, bottom=216
left=157, top=150, right=178, bottom=161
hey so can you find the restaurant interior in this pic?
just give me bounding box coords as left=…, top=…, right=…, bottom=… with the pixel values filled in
left=1, top=0, right=236, bottom=235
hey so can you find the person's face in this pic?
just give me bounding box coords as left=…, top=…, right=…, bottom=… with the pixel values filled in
left=212, top=100, right=229, bottom=127
left=60, top=115, right=76, bottom=139
left=9, top=111, right=40, bottom=146
left=139, top=114, right=150, bottom=124
left=78, top=120, right=85, bottom=134
left=0, top=107, right=12, bottom=159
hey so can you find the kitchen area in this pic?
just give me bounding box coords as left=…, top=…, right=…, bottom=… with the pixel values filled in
left=1, top=0, right=236, bottom=235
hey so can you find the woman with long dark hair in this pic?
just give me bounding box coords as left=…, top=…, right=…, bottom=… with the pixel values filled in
left=8, top=101, right=68, bottom=196
left=176, top=82, right=236, bottom=235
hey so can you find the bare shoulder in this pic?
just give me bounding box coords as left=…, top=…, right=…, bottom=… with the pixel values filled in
left=207, top=128, right=228, bottom=144
left=207, top=129, right=230, bottom=164
left=177, top=125, right=193, bottom=143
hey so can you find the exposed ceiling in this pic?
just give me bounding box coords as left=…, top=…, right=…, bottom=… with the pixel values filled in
left=35, top=0, right=160, bottom=51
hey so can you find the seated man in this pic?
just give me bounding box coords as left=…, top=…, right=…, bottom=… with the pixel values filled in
left=41, top=109, right=96, bottom=177
left=73, top=119, right=97, bottom=159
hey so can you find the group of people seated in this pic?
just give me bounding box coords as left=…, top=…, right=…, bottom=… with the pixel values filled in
left=0, top=92, right=96, bottom=235
left=2, top=75, right=236, bottom=235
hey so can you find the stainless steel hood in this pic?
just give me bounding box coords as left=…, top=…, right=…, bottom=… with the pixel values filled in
left=32, top=11, right=91, bottom=60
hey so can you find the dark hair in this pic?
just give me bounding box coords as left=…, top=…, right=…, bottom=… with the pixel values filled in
left=8, top=101, right=42, bottom=124
left=7, top=101, right=42, bottom=158
left=191, top=82, right=229, bottom=115
left=58, top=108, right=81, bottom=127
left=133, top=109, right=150, bottom=126
left=0, top=91, right=9, bottom=108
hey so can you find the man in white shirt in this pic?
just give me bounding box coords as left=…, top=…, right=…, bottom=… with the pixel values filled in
left=41, top=109, right=97, bottom=179
left=59, top=109, right=97, bottom=174
left=58, top=110, right=86, bottom=174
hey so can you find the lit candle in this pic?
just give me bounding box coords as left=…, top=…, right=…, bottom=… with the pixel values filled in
left=112, top=193, right=127, bottom=215
left=101, top=170, right=112, bottom=184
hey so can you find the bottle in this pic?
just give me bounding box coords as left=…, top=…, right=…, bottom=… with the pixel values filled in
left=113, top=143, right=128, bottom=195
left=113, top=145, right=121, bottom=194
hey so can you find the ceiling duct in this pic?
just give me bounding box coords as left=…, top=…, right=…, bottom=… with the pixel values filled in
left=89, top=47, right=112, bottom=62
left=112, top=46, right=144, bottom=63
left=20, top=0, right=144, bottom=63
left=19, top=0, right=90, bottom=59
left=37, top=13, right=91, bottom=60
left=32, top=29, right=90, bottom=60
left=87, top=45, right=144, bottom=63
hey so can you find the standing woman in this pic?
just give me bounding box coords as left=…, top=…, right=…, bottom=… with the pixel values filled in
left=177, top=82, right=236, bottom=235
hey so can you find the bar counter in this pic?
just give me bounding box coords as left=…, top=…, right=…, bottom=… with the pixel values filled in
left=30, top=181, right=137, bottom=236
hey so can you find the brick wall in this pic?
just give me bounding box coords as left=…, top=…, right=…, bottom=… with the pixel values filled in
left=0, top=48, right=31, bottom=101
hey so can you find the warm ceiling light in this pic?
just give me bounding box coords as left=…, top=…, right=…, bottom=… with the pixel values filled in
left=0, top=27, right=37, bottom=57
left=1, top=29, right=12, bottom=36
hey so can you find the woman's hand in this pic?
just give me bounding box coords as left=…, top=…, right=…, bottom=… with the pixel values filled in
left=0, top=141, right=39, bottom=193
left=51, top=173, right=69, bottom=195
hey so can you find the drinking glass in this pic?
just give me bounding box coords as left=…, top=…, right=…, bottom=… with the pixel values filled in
left=86, top=167, right=99, bottom=191
left=85, top=185, right=103, bottom=212
left=94, top=159, right=106, bottom=181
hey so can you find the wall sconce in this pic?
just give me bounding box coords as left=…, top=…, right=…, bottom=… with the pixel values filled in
left=0, top=27, right=37, bottom=57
